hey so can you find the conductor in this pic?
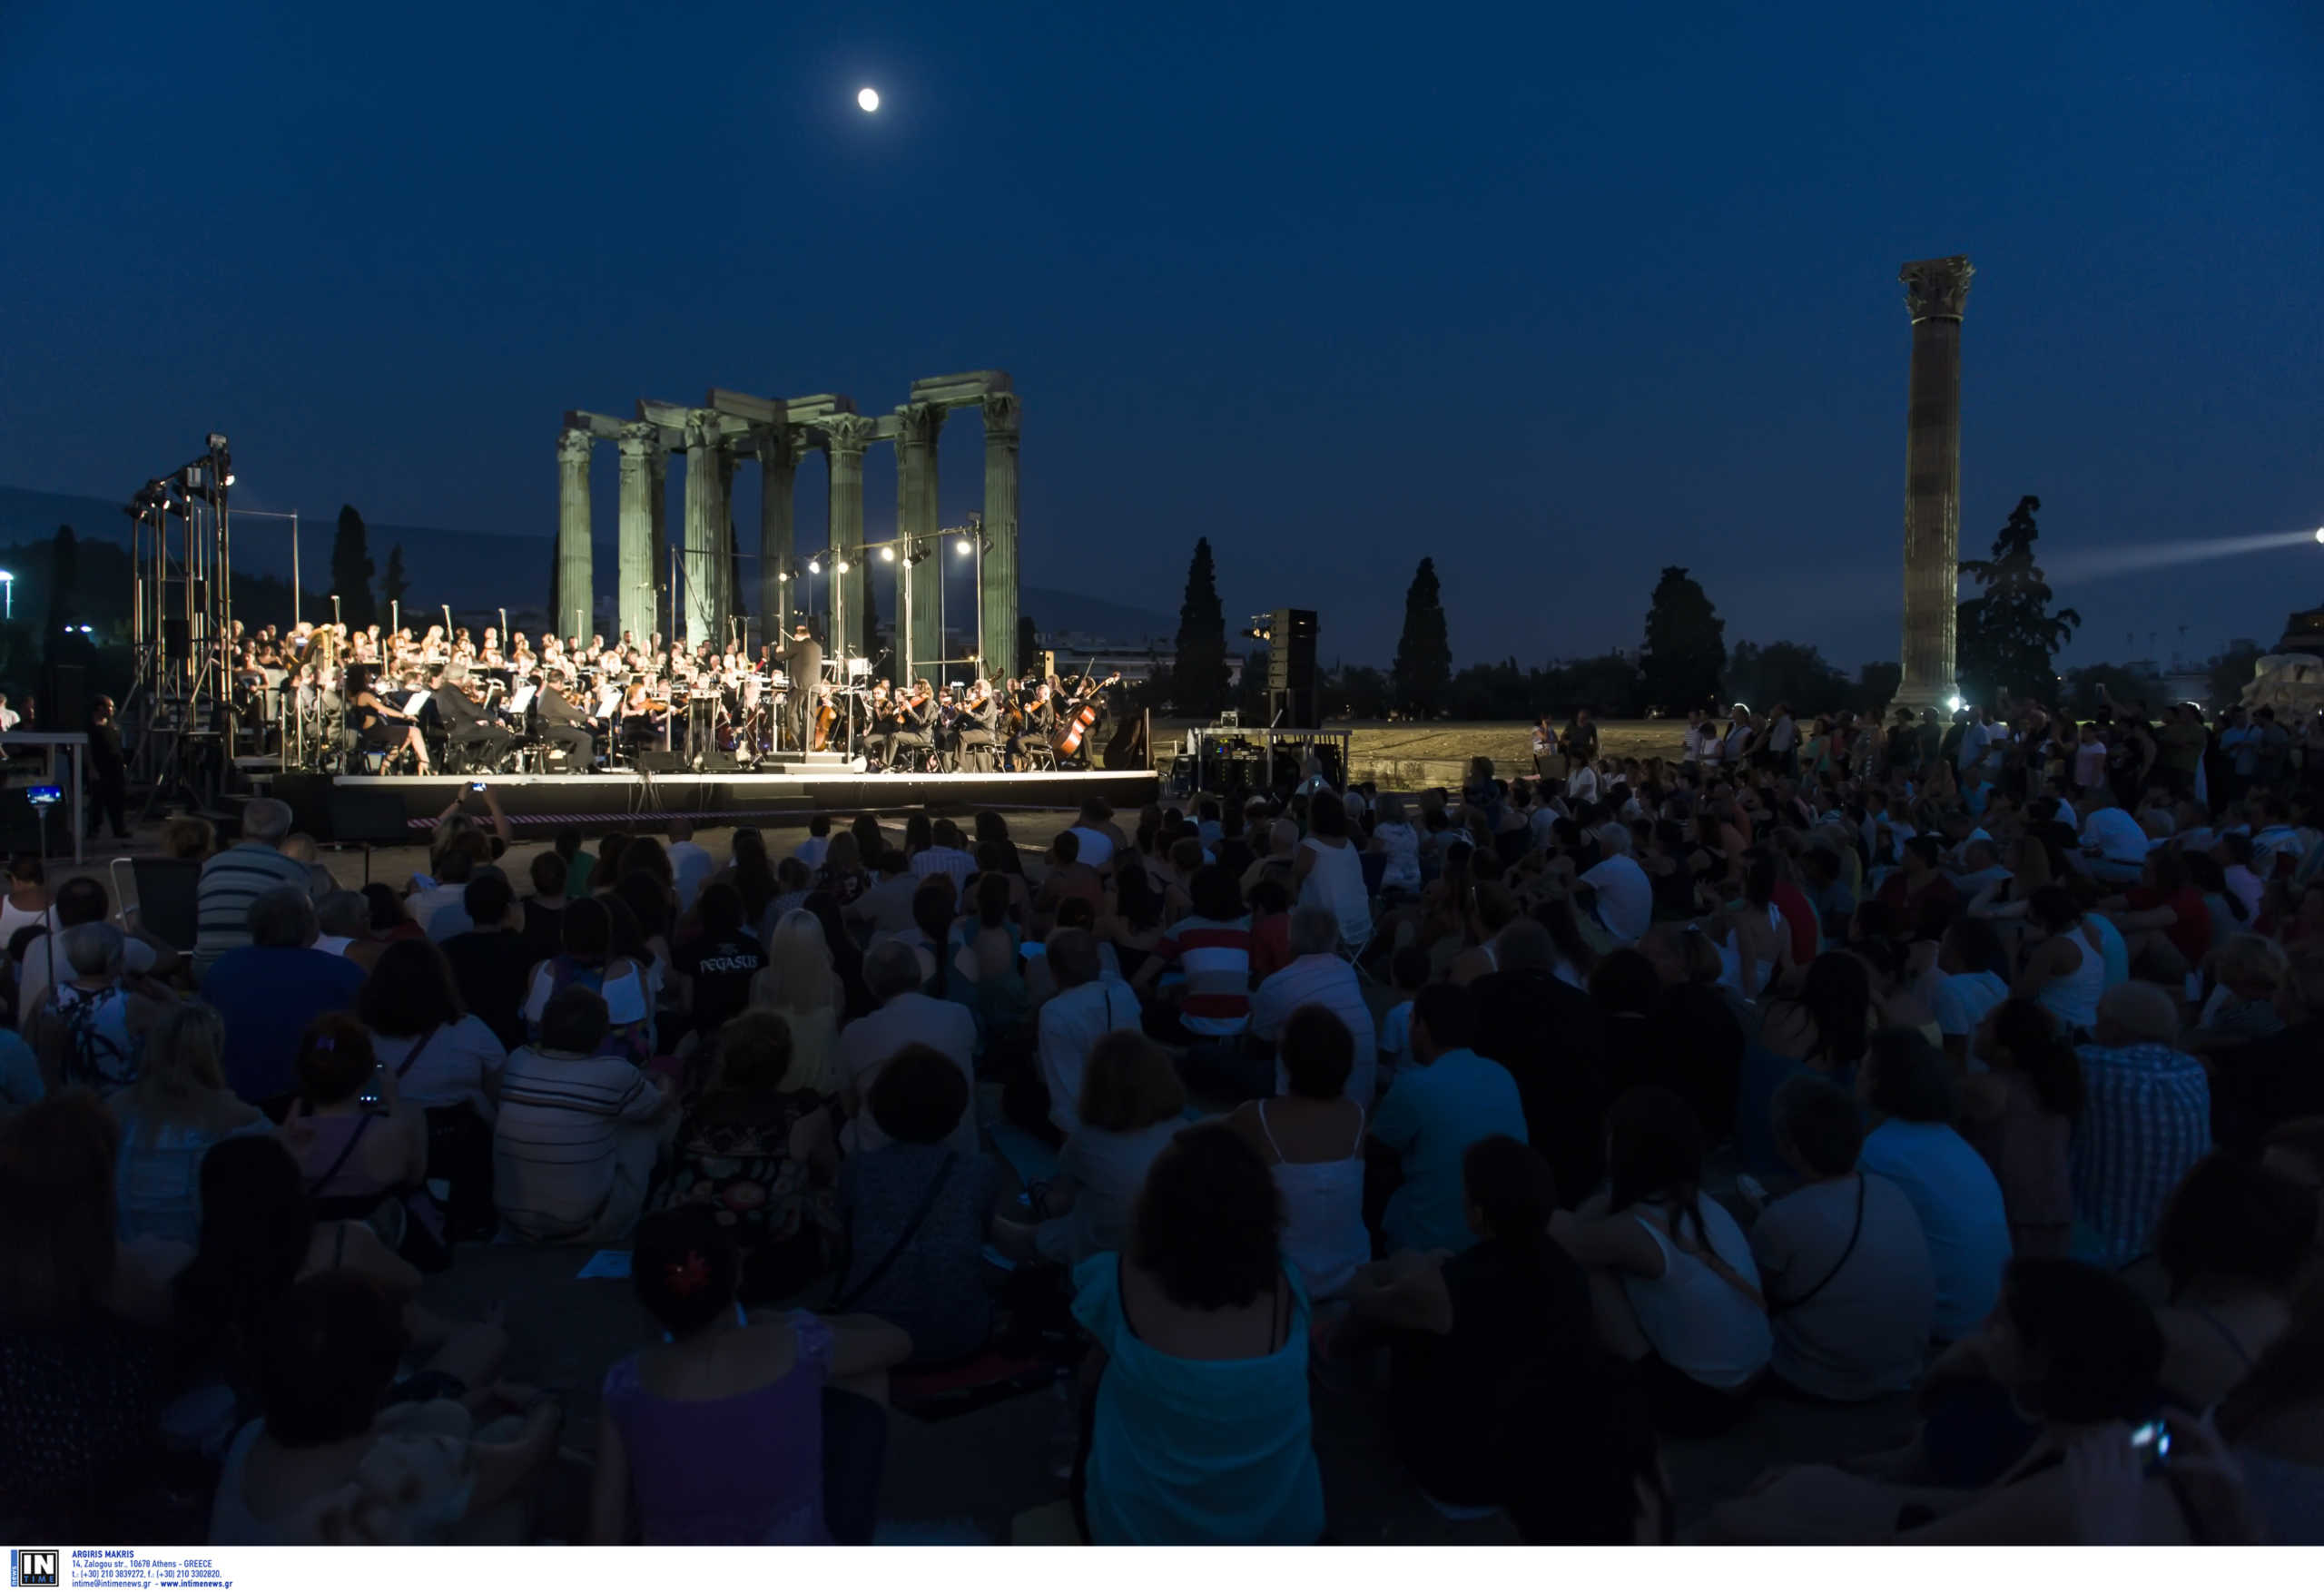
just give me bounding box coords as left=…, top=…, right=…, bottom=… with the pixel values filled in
left=783, top=622, right=824, bottom=750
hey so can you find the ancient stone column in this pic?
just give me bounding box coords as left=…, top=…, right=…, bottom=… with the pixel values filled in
left=680, top=410, right=727, bottom=647
left=758, top=425, right=795, bottom=646
left=556, top=428, right=595, bottom=644
left=716, top=443, right=739, bottom=640
left=647, top=443, right=669, bottom=644
left=822, top=414, right=875, bottom=659
left=897, top=401, right=944, bottom=681
left=980, top=393, right=1021, bottom=681
left=615, top=424, right=659, bottom=645
left=1891, top=255, right=1974, bottom=719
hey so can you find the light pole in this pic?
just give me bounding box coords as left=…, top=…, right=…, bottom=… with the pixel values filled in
left=224, top=508, right=303, bottom=624
left=0, top=570, right=13, bottom=620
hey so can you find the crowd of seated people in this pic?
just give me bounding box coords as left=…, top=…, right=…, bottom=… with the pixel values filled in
left=5, top=684, right=2324, bottom=1547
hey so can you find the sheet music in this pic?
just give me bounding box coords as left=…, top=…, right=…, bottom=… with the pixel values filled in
left=507, top=683, right=537, bottom=714
left=596, top=685, right=623, bottom=716
left=402, top=692, right=428, bottom=714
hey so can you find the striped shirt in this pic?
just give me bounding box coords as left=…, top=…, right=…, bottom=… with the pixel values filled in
left=2070, top=1043, right=2211, bottom=1269
left=908, top=846, right=978, bottom=888
left=192, top=843, right=315, bottom=974
left=493, top=1047, right=665, bottom=1241
left=1154, top=914, right=1253, bottom=1037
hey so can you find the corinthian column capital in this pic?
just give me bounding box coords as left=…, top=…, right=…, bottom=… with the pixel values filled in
left=1900, top=256, right=1974, bottom=323
left=615, top=420, right=660, bottom=462
left=895, top=401, right=944, bottom=449
left=822, top=412, right=878, bottom=459
left=981, top=391, right=1021, bottom=441
left=557, top=427, right=594, bottom=465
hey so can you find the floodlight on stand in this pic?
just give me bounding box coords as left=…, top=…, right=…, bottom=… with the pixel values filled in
left=879, top=545, right=895, bottom=564
left=835, top=558, right=851, bottom=574
left=2313, top=527, right=2324, bottom=545
left=956, top=537, right=974, bottom=556
left=808, top=557, right=822, bottom=575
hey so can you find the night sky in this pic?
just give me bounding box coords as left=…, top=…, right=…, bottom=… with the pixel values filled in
left=4, top=1, right=2319, bottom=669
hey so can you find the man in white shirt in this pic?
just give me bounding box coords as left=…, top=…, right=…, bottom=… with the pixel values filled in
left=2073, top=791, right=2150, bottom=885
left=793, top=814, right=832, bottom=870
left=1035, top=929, right=1142, bottom=1137
left=665, top=816, right=716, bottom=912
left=841, top=939, right=980, bottom=1155
left=1566, top=762, right=1601, bottom=806
left=1065, top=798, right=1121, bottom=870
left=908, top=817, right=978, bottom=887
left=1248, top=905, right=1378, bottom=1104
left=1581, top=823, right=1653, bottom=946
left=0, top=693, right=18, bottom=732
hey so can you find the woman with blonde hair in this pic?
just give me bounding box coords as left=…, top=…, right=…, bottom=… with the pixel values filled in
left=113, top=1001, right=269, bottom=1246
left=748, top=909, right=843, bottom=1096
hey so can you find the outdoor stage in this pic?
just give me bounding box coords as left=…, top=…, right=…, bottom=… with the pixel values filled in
left=260, top=764, right=1160, bottom=845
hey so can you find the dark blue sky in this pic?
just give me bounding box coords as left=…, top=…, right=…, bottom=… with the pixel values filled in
left=4, top=1, right=2319, bottom=669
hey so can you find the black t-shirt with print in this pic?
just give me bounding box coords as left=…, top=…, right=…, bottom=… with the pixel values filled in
left=675, top=931, right=767, bottom=1039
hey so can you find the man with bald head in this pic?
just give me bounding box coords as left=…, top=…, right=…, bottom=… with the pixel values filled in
left=2071, top=982, right=2211, bottom=1269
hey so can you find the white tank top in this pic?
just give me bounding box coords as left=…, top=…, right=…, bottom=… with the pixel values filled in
left=2036, top=919, right=2105, bottom=1033
left=1259, top=1099, right=1370, bottom=1302
left=1618, top=1200, right=1772, bottom=1390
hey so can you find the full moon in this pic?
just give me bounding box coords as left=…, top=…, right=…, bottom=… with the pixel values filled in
left=857, top=87, right=880, bottom=113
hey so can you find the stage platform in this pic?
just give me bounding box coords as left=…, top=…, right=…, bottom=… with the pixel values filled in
left=261, top=765, right=1159, bottom=844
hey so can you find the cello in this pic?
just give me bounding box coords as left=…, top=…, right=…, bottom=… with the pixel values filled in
left=812, top=689, right=838, bottom=752
left=1054, top=672, right=1122, bottom=759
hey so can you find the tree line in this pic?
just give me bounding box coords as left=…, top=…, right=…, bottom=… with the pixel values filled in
left=1161, top=498, right=2263, bottom=722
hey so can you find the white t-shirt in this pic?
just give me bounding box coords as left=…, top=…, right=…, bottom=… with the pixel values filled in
left=2079, top=806, right=2148, bottom=867
left=1934, top=970, right=2009, bottom=1037
left=370, top=1016, right=507, bottom=1120
left=839, top=992, right=980, bottom=1157
left=1037, top=978, right=1143, bottom=1136
left=1065, top=825, right=1116, bottom=869
left=666, top=841, right=716, bottom=911
left=1581, top=853, right=1653, bottom=946
left=1567, top=765, right=1600, bottom=805
left=1250, top=954, right=1379, bottom=1106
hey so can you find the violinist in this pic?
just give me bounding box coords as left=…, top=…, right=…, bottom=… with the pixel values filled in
left=1008, top=679, right=1055, bottom=768
left=957, top=678, right=1000, bottom=771
left=533, top=673, right=597, bottom=769
left=620, top=673, right=667, bottom=756
left=889, top=678, right=936, bottom=771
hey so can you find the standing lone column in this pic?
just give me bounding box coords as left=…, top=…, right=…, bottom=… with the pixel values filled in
left=1891, top=255, right=1974, bottom=720
left=556, top=428, right=595, bottom=644
left=898, top=402, right=943, bottom=681
left=980, top=393, right=1020, bottom=681
left=615, top=423, right=660, bottom=647
left=681, top=410, right=727, bottom=648
left=823, top=414, right=875, bottom=660
left=758, top=425, right=795, bottom=648
left=647, top=443, right=669, bottom=644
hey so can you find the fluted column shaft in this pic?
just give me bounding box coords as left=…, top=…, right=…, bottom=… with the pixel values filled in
left=823, top=415, right=873, bottom=658
left=615, top=425, right=659, bottom=645
left=647, top=446, right=669, bottom=644
left=556, top=428, right=594, bottom=644
left=980, top=393, right=1020, bottom=681
left=681, top=411, right=727, bottom=648
left=898, top=403, right=943, bottom=681
left=1892, top=256, right=1973, bottom=717
left=759, top=427, right=795, bottom=648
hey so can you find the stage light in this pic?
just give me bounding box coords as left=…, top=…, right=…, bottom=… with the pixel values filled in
left=879, top=545, right=895, bottom=563
left=808, top=557, right=822, bottom=575
left=1947, top=693, right=1965, bottom=712
left=223, top=474, right=235, bottom=486
left=956, top=537, right=974, bottom=556
left=857, top=87, right=880, bottom=113
left=2313, top=527, right=2324, bottom=545
left=777, top=571, right=791, bottom=584
left=836, top=559, right=852, bottom=574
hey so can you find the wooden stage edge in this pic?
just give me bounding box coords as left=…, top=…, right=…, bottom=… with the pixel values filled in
left=259, top=767, right=1162, bottom=844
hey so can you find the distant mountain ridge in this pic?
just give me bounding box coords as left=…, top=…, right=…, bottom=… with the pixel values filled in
left=0, top=484, right=1169, bottom=640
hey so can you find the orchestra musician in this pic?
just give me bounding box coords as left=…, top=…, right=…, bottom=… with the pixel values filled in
left=346, top=663, right=431, bottom=773
left=533, top=673, right=598, bottom=769
left=956, top=679, right=1000, bottom=771
left=888, top=678, right=936, bottom=770
left=430, top=664, right=514, bottom=771
left=783, top=622, right=823, bottom=750
left=620, top=674, right=667, bottom=758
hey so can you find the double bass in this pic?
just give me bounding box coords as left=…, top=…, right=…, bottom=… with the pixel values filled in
left=1054, top=672, right=1123, bottom=758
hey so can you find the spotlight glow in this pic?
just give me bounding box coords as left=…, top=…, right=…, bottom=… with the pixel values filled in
left=879, top=545, right=895, bottom=563
left=835, top=559, right=852, bottom=574
left=857, top=87, right=880, bottom=113
left=2313, top=527, right=2324, bottom=545
left=956, top=537, right=974, bottom=555
left=807, top=557, right=822, bottom=575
